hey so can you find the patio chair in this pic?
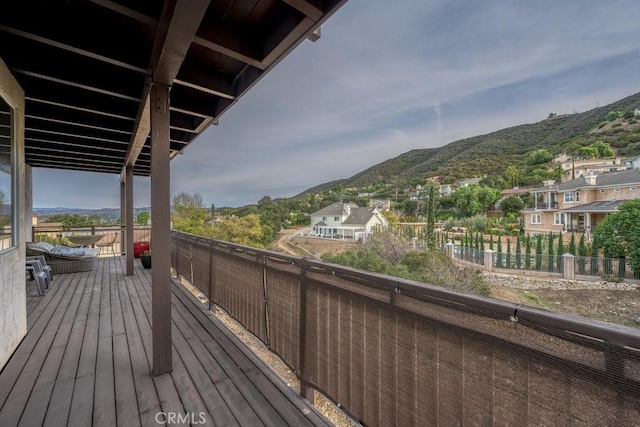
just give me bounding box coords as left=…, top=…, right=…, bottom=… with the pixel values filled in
left=96, top=233, right=117, bottom=256
left=26, top=242, right=99, bottom=274
left=26, top=263, right=48, bottom=296
left=27, top=255, right=54, bottom=282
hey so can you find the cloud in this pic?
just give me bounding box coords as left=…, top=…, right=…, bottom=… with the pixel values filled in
left=33, top=0, right=640, bottom=208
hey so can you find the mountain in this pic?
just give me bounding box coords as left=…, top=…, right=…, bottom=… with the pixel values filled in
left=296, top=92, right=640, bottom=195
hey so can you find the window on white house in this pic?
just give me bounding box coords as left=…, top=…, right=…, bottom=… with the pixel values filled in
left=334, top=216, right=340, bottom=221
left=564, top=192, right=573, bottom=202
left=531, top=214, right=541, bottom=224
left=575, top=191, right=580, bottom=202
left=322, top=216, right=327, bottom=221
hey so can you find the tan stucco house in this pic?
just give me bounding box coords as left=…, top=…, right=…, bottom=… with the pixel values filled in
left=522, top=169, right=640, bottom=235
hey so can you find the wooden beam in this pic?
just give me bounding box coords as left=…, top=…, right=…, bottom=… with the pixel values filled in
left=151, top=0, right=211, bottom=86
left=150, top=83, right=172, bottom=376
left=121, top=0, right=209, bottom=180
left=283, top=0, right=324, bottom=21
left=125, top=166, right=134, bottom=276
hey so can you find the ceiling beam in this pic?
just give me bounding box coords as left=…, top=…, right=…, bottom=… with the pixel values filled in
left=121, top=0, right=210, bottom=181
left=283, top=0, right=324, bottom=21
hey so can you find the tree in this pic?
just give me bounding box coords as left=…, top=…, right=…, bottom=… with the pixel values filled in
left=451, top=185, right=501, bottom=217
left=525, top=234, right=531, bottom=269
left=500, top=196, right=525, bottom=217
left=568, top=233, right=576, bottom=256
left=577, top=233, right=587, bottom=275
left=547, top=232, right=554, bottom=272
left=171, top=192, right=207, bottom=235
left=605, top=110, right=623, bottom=122
left=593, top=199, right=640, bottom=274
left=526, top=149, right=553, bottom=166
left=426, top=185, right=436, bottom=249
left=556, top=232, right=564, bottom=273
left=504, top=166, right=522, bottom=188
left=208, top=213, right=264, bottom=246
left=535, top=234, right=543, bottom=270
left=135, top=211, right=150, bottom=226
left=515, top=234, right=522, bottom=269
left=592, top=141, right=614, bottom=158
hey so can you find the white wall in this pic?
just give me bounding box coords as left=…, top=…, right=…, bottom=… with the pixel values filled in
left=0, top=58, right=26, bottom=369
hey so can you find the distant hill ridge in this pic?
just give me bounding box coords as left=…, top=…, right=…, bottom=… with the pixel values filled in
left=296, top=91, right=640, bottom=195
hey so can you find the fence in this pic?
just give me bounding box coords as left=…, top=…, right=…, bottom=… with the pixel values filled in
left=171, top=230, right=640, bottom=426
left=32, top=225, right=151, bottom=255
left=443, top=243, right=640, bottom=281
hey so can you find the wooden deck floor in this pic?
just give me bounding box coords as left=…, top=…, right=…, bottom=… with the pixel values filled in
left=1, top=256, right=330, bottom=426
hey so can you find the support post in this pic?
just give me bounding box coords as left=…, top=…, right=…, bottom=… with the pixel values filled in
left=120, top=180, right=126, bottom=256
left=563, top=253, right=575, bottom=280
left=151, top=83, right=172, bottom=376
left=445, top=242, right=454, bottom=259
left=125, top=166, right=134, bottom=276
left=484, top=249, right=495, bottom=271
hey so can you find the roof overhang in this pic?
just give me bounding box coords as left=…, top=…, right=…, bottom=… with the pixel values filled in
left=0, top=0, right=348, bottom=178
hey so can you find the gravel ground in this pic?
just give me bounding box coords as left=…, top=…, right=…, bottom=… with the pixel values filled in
left=180, top=279, right=358, bottom=426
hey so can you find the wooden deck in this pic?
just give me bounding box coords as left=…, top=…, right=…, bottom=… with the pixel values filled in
left=1, top=256, right=330, bottom=426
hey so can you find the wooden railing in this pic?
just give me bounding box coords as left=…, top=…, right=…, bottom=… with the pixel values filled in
left=171, top=230, right=640, bottom=426
left=32, top=225, right=151, bottom=254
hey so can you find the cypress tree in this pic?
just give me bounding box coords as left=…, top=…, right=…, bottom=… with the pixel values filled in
left=535, top=234, right=543, bottom=270
left=489, top=231, right=494, bottom=250
left=480, top=234, right=485, bottom=251
left=496, top=234, right=503, bottom=267
left=556, top=232, right=564, bottom=273
left=426, top=185, right=436, bottom=249
left=515, top=234, right=522, bottom=269
left=547, top=232, right=554, bottom=272
left=525, top=234, right=531, bottom=269
left=506, top=240, right=512, bottom=268
left=577, top=233, right=586, bottom=274
left=591, top=233, right=600, bottom=275
left=569, top=233, right=576, bottom=256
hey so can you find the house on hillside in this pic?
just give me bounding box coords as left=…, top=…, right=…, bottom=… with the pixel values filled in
left=369, top=199, right=391, bottom=211
left=310, top=202, right=388, bottom=239
left=522, top=169, right=640, bottom=235
left=555, top=157, right=626, bottom=183
left=456, top=177, right=483, bottom=187
left=622, top=154, right=640, bottom=170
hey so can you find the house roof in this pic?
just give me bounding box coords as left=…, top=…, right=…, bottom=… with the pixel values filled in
left=561, top=199, right=627, bottom=213
left=533, top=169, right=640, bottom=193
left=314, top=221, right=328, bottom=227
left=342, top=207, right=378, bottom=225
left=501, top=187, right=534, bottom=196
left=0, top=1, right=347, bottom=177
left=311, top=202, right=359, bottom=217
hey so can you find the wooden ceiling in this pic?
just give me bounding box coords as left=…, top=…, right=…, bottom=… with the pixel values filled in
left=0, top=0, right=346, bottom=176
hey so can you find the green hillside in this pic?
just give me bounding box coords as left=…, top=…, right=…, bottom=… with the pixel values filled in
left=297, top=91, right=640, bottom=195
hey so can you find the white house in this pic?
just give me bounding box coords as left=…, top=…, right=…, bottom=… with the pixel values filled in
left=310, top=202, right=388, bottom=239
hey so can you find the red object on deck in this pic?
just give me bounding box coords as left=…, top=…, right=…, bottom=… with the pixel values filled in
left=133, top=241, right=150, bottom=258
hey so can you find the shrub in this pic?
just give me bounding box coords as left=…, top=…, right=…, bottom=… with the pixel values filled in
left=598, top=121, right=607, bottom=129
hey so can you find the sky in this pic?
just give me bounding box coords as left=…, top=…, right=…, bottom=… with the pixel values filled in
left=33, top=0, right=640, bottom=209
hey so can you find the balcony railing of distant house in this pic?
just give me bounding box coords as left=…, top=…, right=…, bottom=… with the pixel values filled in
left=535, top=201, right=558, bottom=209
left=32, top=224, right=151, bottom=254
left=171, top=230, right=640, bottom=426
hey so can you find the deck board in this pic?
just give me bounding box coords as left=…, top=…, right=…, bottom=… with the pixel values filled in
left=0, top=256, right=328, bottom=426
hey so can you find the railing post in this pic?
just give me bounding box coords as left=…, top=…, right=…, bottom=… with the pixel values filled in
left=484, top=249, right=495, bottom=271
left=445, top=242, right=454, bottom=259
left=563, top=253, right=575, bottom=280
